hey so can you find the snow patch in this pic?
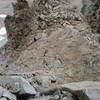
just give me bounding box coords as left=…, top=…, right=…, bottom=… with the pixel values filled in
left=0, top=14, right=7, bottom=19
left=0, top=27, right=8, bottom=48
left=0, top=27, right=7, bottom=36
left=0, top=36, right=7, bottom=48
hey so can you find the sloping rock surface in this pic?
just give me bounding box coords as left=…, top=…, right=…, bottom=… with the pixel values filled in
left=0, top=76, right=36, bottom=96
left=3, top=0, right=100, bottom=85
left=1, top=0, right=100, bottom=100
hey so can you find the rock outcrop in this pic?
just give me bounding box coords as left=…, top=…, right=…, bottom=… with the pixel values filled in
left=1, top=0, right=100, bottom=100
left=0, top=76, right=36, bottom=96
left=3, top=0, right=100, bottom=86
left=0, top=77, right=100, bottom=100
left=41, top=81, right=100, bottom=100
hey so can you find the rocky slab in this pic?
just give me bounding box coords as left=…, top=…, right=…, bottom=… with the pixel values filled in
left=0, top=76, right=36, bottom=96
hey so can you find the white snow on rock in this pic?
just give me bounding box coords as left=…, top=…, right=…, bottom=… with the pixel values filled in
left=0, top=27, right=8, bottom=48
left=0, top=14, right=7, bottom=19
left=0, top=27, right=7, bottom=36
left=0, top=36, right=7, bottom=48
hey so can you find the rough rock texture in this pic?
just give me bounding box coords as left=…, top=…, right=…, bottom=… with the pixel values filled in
left=1, top=0, right=100, bottom=100
left=82, top=0, right=100, bottom=34
left=41, top=81, right=100, bottom=100
left=1, top=76, right=100, bottom=100
left=0, top=76, right=36, bottom=96
left=61, top=81, right=100, bottom=100
left=5, top=0, right=34, bottom=49
left=3, top=0, right=100, bottom=84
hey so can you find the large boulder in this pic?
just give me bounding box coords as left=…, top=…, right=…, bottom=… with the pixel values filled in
left=61, top=81, right=100, bottom=100
left=41, top=81, right=100, bottom=100
left=7, top=22, right=100, bottom=84
left=3, top=0, right=100, bottom=94
left=0, top=76, right=36, bottom=96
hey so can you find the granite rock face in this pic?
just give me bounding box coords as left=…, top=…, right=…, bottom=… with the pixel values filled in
left=3, top=0, right=100, bottom=84
left=1, top=0, right=100, bottom=100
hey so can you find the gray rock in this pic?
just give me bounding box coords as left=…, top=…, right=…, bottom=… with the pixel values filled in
left=0, top=76, right=36, bottom=96
left=63, top=97, right=68, bottom=100
left=61, top=81, right=100, bottom=100
left=0, top=86, right=17, bottom=100
left=41, top=78, right=51, bottom=88
left=84, top=89, right=100, bottom=100
left=35, top=76, right=51, bottom=88
left=0, top=97, right=7, bottom=100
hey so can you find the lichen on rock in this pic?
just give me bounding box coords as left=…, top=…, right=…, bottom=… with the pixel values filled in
left=82, top=0, right=100, bottom=34
left=5, top=0, right=82, bottom=50
left=5, top=0, right=34, bottom=49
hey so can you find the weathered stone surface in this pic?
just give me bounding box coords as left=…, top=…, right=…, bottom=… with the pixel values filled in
left=5, top=0, right=34, bottom=49
left=0, top=86, right=17, bottom=100
left=61, top=81, right=100, bottom=100
left=39, top=81, right=100, bottom=100
left=3, top=0, right=100, bottom=91
left=2, top=0, right=100, bottom=100
left=0, top=76, right=36, bottom=96
left=5, top=0, right=82, bottom=50
left=62, top=81, right=100, bottom=90
left=7, top=21, right=100, bottom=84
